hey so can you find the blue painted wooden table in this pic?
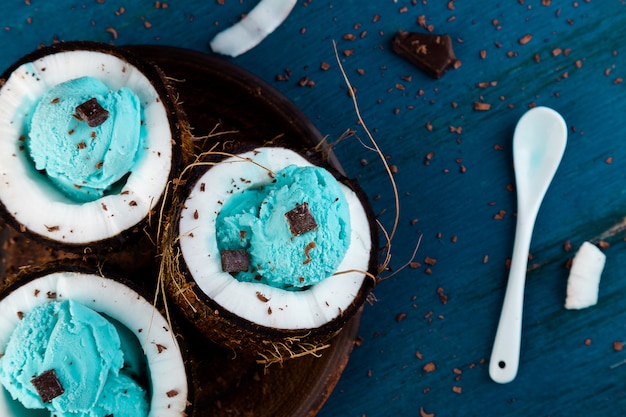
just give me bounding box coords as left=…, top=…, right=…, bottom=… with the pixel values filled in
left=2, top=1, right=626, bottom=416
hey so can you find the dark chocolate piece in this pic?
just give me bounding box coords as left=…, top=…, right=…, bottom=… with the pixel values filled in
left=392, top=31, right=457, bottom=79
left=31, top=369, right=64, bottom=403
left=75, top=97, right=109, bottom=127
left=285, top=202, right=317, bottom=236
left=221, top=249, right=249, bottom=272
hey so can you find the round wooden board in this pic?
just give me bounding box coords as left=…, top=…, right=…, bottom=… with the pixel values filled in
left=0, top=45, right=363, bottom=417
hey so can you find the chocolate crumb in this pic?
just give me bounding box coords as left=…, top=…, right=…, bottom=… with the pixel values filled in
left=420, top=407, right=435, bottom=417
left=518, top=33, right=533, bottom=45
left=563, top=240, right=572, bottom=251
left=423, top=362, right=436, bottom=372
left=31, top=369, right=64, bottom=403
left=303, top=241, right=316, bottom=265
left=106, top=27, right=118, bottom=40
left=75, top=98, right=109, bottom=127
left=437, top=287, right=448, bottom=304
left=473, top=101, right=491, bottom=111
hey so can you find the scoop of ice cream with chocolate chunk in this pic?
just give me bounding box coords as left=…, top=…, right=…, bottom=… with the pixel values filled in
left=27, top=76, right=143, bottom=202
left=0, top=299, right=148, bottom=416
left=216, top=164, right=351, bottom=289
left=172, top=147, right=375, bottom=358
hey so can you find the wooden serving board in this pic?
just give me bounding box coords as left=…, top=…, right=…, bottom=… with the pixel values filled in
left=0, top=45, right=365, bottom=417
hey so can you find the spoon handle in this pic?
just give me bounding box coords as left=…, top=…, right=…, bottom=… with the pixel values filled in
left=489, top=213, right=536, bottom=383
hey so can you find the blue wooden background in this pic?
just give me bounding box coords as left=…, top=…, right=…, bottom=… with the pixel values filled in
left=2, top=1, right=626, bottom=416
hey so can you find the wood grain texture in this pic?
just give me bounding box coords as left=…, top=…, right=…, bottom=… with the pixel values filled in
left=1, top=1, right=626, bottom=416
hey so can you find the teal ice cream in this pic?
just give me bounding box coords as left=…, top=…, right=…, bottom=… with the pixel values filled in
left=27, top=76, right=143, bottom=202
left=88, top=373, right=149, bottom=417
left=107, top=314, right=148, bottom=382
left=216, top=164, right=351, bottom=289
left=0, top=299, right=148, bottom=416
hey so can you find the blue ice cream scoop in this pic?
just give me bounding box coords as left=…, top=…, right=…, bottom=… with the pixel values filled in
left=216, top=164, right=351, bottom=289
left=0, top=299, right=148, bottom=416
left=88, top=373, right=149, bottom=417
left=27, top=76, right=143, bottom=202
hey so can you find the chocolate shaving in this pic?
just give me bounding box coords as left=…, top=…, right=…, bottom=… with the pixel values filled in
left=220, top=249, right=249, bottom=272
left=392, top=31, right=458, bottom=79
left=75, top=98, right=109, bottom=127
left=285, top=202, right=317, bottom=236
left=31, top=369, right=64, bottom=403
left=303, top=241, right=316, bottom=265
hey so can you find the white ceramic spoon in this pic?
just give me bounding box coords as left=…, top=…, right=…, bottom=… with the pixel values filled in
left=489, top=106, right=567, bottom=384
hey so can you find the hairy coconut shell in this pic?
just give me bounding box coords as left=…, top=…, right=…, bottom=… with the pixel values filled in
left=160, top=146, right=378, bottom=362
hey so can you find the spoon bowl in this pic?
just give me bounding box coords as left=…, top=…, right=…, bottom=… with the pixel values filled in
left=489, top=106, right=567, bottom=384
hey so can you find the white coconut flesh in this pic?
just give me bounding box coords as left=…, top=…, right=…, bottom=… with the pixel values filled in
left=0, top=49, right=174, bottom=245
left=0, top=271, right=188, bottom=417
left=210, top=0, right=298, bottom=57
left=178, top=147, right=372, bottom=330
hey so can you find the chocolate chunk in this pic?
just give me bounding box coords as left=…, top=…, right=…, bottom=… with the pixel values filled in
left=31, top=369, right=64, bottom=403
left=220, top=249, right=249, bottom=272
left=75, top=98, right=109, bottom=127
left=392, top=31, right=457, bottom=79
left=285, top=202, right=317, bottom=236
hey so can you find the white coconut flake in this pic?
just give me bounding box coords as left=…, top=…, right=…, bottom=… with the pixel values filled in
left=210, top=0, right=297, bottom=57
left=0, top=272, right=188, bottom=417
left=565, top=241, right=606, bottom=310
left=178, top=147, right=372, bottom=330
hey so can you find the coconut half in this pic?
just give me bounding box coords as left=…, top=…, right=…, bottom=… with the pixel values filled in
left=0, top=265, right=189, bottom=416
left=0, top=41, right=188, bottom=251
left=163, top=147, right=377, bottom=361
